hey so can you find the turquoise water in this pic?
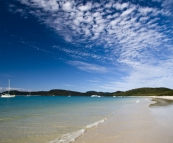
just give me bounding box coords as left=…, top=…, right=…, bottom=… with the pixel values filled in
left=0, top=96, right=139, bottom=143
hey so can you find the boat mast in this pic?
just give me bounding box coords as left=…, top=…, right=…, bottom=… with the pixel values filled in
left=8, top=79, right=10, bottom=94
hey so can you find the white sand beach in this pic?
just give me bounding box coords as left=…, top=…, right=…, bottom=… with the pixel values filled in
left=155, top=96, right=173, bottom=100
left=75, top=98, right=173, bottom=143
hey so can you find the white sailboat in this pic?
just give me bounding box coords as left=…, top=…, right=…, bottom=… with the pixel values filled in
left=1, top=79, right=15, bottom=98
left=27, top=91, right=31, bottom=97
left=91, top=95, right=101, bottom=97
left=68, top=91, right=71, bottom=97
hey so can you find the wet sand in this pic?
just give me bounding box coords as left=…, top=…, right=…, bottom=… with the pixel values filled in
left=150, top=98, right=173, bottom=107
left=75, top=98, right=173, bottom=143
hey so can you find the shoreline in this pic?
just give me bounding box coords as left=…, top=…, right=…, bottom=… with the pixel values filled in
left=154, top=96, right=173, bottom=100
left=150, top=96, right=173, bottom=107
left=74, top=97, right=173, bottom=143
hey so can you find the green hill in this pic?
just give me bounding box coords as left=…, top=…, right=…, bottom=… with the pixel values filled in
left=112, top=87, right=173, bottom=96
left=1, top=87, right=173, bottom=96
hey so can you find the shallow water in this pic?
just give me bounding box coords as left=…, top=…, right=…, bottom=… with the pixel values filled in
left=0, top=96, right=140, bottom=143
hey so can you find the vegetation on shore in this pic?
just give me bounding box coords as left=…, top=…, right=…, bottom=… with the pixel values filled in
left=1, top=87, right=173, bottom=96
left=112, top=87, right=173, bottom=96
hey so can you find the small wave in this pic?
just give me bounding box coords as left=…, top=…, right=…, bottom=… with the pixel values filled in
left=49, top=129, right=85, bottom=143
left=86, top=118, right=106, bottom=129
left=49, top=118, right=107, bottom=143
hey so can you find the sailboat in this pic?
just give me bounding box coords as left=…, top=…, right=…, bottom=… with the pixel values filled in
left=27, top=91, right=31, bottom=97
left=68, top=91, right=71, bottom=97
left=1, top=79, right=15, bottom=98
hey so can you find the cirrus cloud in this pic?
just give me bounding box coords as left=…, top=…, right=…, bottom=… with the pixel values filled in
left=68, top=61, right=108, bottom=73
left=9, top=0, right=173, bottom=91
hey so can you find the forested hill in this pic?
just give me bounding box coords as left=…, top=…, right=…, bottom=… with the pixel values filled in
left=1, top=89, right=112, bottom=96
left=1, top=87, right=173, bottom=96
left=113, top=87, right=173, bottom=96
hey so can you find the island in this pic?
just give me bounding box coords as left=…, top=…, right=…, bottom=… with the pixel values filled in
left=1, top=87, right=173, bottom=96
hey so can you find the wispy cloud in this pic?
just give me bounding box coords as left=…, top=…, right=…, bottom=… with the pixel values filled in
left=14, top=0, right=172, bottom=49
left=162, top=0, right=173, bottom=8
left=87, top=79, right=100, bottom=83
left=98, top=58, right=173, bottom=91
left=9, top=0, right=173, bottom=90
left=68, top=61, right=108, bottom=73
left=0, top=74, right=14, bottom=77
left=53, top=45, right=113, bottom=63
left=63, top=84, right=74, bottom=87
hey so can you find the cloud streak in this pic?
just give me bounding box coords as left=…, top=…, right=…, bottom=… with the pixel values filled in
left=14, top=0, right=173, bottom=61
left=68, top=61, right=108, bottom=73
left=9, top=0, right=173, bottom=90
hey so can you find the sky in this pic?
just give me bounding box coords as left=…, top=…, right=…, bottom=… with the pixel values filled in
left=1, top=0, right=173, bottom=93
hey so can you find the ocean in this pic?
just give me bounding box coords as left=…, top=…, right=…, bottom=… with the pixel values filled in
left=0, top=96, right=140, bottom=143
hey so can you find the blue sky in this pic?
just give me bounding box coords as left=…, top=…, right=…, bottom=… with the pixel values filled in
left=1, top=0, right=173, bottom=92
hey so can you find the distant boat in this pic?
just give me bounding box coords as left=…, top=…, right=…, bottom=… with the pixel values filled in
left=1, top=79, right=15, bottom=98
left=27, top=92, right=31, bottom=97
left=91, top=95, right=101, bottom=97
left=68, top=91, right=71, bottom=97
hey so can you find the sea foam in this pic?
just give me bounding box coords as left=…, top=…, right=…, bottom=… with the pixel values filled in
left=49, top=118, right=107, bottom=143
